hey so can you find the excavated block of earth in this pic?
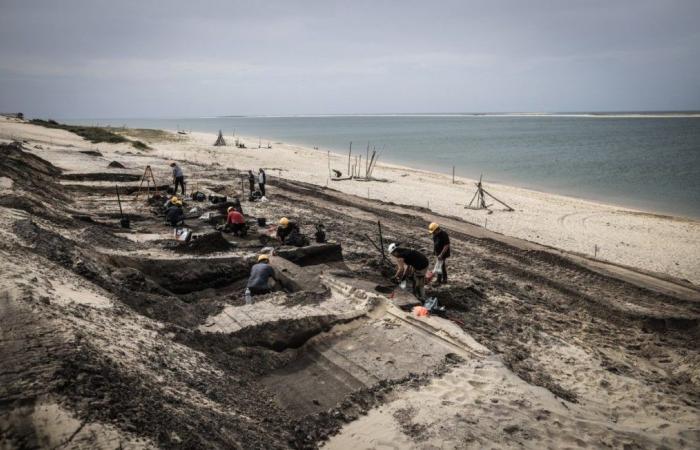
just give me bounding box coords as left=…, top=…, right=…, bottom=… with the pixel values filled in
left=274, top=242, right=343, bottom=266
left=269, top=255, right=325, bottom=293
left=173, top=231, right=234, bottom=254
left=107, top=254, right=250, bottom=295
left=60, top=172, right=142, bottom=182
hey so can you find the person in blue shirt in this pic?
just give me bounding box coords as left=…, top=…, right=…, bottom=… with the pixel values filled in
left=246, top=254, right=277, bottom=296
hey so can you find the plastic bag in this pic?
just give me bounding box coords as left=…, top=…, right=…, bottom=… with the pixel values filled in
left=433, top=259, right=443, bottom=275
left=174, top=227, right=192, bottom=242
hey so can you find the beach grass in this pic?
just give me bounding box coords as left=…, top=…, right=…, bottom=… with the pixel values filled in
left=30, top=119, right=151, bottom=150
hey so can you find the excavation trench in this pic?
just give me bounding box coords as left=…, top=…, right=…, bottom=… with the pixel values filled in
left=60, top=172, right=142, bottom=182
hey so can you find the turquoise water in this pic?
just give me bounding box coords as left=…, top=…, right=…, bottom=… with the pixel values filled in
left=66, top=115, right=700, bottom=218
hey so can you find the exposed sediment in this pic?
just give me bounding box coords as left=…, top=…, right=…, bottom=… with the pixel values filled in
left=1, top=129, right=699, bottom=449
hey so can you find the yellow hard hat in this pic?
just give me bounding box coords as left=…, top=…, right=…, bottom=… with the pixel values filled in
left=258, top=254, right=270, bottom=262
left=279, top=217, right=289, bottom=228
left=428, top=222, right=439, bottom=234
left=171, top=196, right=179, bottom=202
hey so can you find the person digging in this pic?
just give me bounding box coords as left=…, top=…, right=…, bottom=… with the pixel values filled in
left=246, top=254, right=277, bottom=296
left=225, top=206, right=247, bottom=236
left=165, top=197, right=185, bottom=227
left=429, top=222, right=450, bottom=284
left=388, top=242, right=429, bottom=300
left=276, top=217, right=308, bottom=246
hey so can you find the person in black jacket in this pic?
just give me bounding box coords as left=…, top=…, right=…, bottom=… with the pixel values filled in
left=247, top=170, right=256, bottom=194
left=165, top=199, right=185, bottom=227
left=388, top=243, right=429, bottom=300
left=429, top=222, right=450, bottom=284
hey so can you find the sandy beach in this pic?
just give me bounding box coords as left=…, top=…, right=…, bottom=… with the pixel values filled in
left=1, top=117, right=699, bottom=449
left=17, top=120, right=693, bottom=285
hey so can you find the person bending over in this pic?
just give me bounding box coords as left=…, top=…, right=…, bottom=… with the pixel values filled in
left=429, top=222, right=451, bottom=284
left=388, top=242, right=429, bottom=300
left=246, top=254, right=277, bottom=296
left=165, top=198, right=184, bottom=227
left=225, top=206, right=247, bottom=236
left=276, top=217, right=299, bottom=243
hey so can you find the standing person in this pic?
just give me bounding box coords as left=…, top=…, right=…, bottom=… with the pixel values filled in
left=388, top=243, right=429, bottom=300
left=247, top=170, right=256, bottom=194
left=246, top=254, right=277, bottom=296
left=258, top=168, right=266, bottom=197
left=170, top=162, right=185, bottom=195
left=429, top=222, right=451, bottom=284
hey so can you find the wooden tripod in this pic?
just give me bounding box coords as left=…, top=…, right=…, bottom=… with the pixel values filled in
left=465, top=174, right=514, bottom=211
left=134, top=165, right=159, bottom=201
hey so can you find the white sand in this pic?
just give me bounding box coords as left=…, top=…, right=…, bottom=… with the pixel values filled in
left=1, top=117, right=698, bottom=284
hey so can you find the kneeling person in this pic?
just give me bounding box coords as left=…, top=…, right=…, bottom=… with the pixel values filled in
left=388, top=243, right=429, bottom=300
left=246, top=254, right=276, bottom=296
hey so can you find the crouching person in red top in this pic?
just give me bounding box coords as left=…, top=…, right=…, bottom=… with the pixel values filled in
left=225, top=206, right=247, bottom=236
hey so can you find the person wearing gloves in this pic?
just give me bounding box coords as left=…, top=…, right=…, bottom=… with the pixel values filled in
left=429, top=222, right=451, bottom=284
left=388, top=242, right=429, bottom=300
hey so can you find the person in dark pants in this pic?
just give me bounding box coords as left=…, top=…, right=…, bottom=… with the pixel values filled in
left=225, top=206, right=247, bottom=236
left=165, top=198, right=185, bottom=227
left=171, top=162, right=185, bottom=195
left=429, top=222, right=451, bottom=284
left=258, top=168, right=266, bottom=197
left=388, top=243, right=429, bottom=300
left=247, top=170, right=256, bottom=194
left=246, top=254, right=277, bottom=295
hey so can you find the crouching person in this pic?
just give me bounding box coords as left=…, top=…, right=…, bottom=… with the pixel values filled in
left=165, top=197, right=185, bottom=227
left=225, top=206, right=247, bottom=236
left=276, top=217, right=309, bottom=246
left=246, top=254, right=277, bottom=296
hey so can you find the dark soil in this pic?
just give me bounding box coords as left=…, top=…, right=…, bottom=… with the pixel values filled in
left=3, top=144, right=698, bottom=449
left=108, top=160, right=126, bottom=168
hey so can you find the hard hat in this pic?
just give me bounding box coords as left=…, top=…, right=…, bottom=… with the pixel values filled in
left=171, top=196, right=179, bottom=202
left=428, top=222, right=439, bottom=234
left=279, top=217, right=289, bottom=228
left=172, top=199, right=182, bottom=206
left=388, top=243, right=398, bottom=254
left=258, top=254, right=269, bottom=262
left=227, top=206, right=234, bottom=212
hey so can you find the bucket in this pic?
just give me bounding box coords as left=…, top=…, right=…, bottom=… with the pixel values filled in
left=257, top=217, right=267, bottom=227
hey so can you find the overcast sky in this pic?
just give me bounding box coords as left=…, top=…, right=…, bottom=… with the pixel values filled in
left=1, top=0, right=699, bottom=118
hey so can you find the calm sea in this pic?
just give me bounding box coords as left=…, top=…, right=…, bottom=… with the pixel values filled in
left=66, top=115, right=700, bottom=219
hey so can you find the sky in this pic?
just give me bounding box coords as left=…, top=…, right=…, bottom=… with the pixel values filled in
left=0, top=0, right=699, bottom=118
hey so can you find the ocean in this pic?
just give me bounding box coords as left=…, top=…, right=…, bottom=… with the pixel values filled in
left=65, top=114, right=700, bottom=219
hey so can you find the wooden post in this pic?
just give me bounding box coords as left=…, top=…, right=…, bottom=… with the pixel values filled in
left=347, top=142, right=352, bottom=175
left=452, top=166, right=455, bottom=184
left=378, top=221, right=386, bottom=261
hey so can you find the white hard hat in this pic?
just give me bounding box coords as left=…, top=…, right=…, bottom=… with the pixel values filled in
left=388, top=243, right=397, bottom=254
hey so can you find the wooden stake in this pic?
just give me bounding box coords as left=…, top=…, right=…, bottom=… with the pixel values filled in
left=452, top=166, right=455, bottom=184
